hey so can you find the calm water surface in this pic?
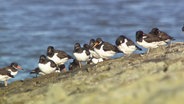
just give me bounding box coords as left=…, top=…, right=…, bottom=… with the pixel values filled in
left=0, top=0, right=184, bottom=82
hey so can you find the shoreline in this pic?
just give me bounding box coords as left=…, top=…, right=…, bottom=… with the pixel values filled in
left=0, top=42, right=184, bottom=104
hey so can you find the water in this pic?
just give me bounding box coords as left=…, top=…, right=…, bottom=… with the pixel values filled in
left=0, top=0, right=184, bottom=82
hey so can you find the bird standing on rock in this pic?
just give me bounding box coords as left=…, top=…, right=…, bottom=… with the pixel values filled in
left=2, top=62, right=23, bottom=76
left=88, top=39, right=103, bottom=64
left=73, top=43, right=91, bottom=68
left=89, top=39, right=101, bottom=58
left=93, top=38, right=120, bottom=59
left=30, top=57, right=66, bottom=77
left=47, top=46, right=72, bottom=71
left=115, top=35, right=142, bottom=55
left=149, top=27, right=175, bottom=43
left=136, top=30, right=166, bottom=54
left=0, top=62, right=23, bottom=86
left=38, top=55, right=59, bottom=74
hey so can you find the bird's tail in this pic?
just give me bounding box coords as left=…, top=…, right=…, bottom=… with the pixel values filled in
left=68, top=55, right=73, bottom=59
left=30, top=67, right=40, bottom=74
left=136, top=45, right=142, bottom=51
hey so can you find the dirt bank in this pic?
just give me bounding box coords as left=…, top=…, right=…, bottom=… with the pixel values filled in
left=0, top=42, right=184, bottom=104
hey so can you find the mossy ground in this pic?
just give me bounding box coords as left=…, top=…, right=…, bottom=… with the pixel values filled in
left=0, top=42, right=184, bottom=104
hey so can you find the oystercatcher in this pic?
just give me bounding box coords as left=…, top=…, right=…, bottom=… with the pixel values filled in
left=149, top=27, right=175, bottom=43
left=47, top=46, right=72, bottom=70
left=89, top=39, right=101, bottom=58
left=30, top=64, right=65, bottom=77
left=1, top=62, right=22, bottom=76
left=73, top=43, right=91, bottom=68
left=87, top=39, right=103, bottom=64
left=0, top=62, right=22, bottom=86
left=38, top=55, right=58, bottom=74
left=93, top=38, right=119, bottom=59
left=136, top=30, right=166, bottom=53
left=115, top=35, right=142, bottom=55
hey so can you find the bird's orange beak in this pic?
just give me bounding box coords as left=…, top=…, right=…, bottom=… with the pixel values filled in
left=17, top=66, right=23, bottom=70
left=92, top=42, right=99, bottom=48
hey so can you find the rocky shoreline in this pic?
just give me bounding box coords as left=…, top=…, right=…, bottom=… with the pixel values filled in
left=1, top=42, right=184, bottom=104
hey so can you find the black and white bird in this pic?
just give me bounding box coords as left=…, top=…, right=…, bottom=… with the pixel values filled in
left=73, top=43, right=91, bottom=68
left=89, top=39, right=101, bottom=58
left=136, top=30, right=166, bottom=53
left=149, top=27, right=175, bottom=43
left=1, top=62, right=23, bottom=76
left=0, top=62, right=22, bottom=86
left=88, top=39, right=103, bottom=64
left=38, top=55, right=59, bottom=74
left=47, top=46, right=72, bottom=70
left=30, top=64, right=66, bottom=76
left=182, top=25, right=184, bottom=32
left=115, top=35, right=142, bottom=55
left=93, top=38, right=120, bottom=59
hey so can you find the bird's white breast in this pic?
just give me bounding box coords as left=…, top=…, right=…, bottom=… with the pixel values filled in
left=89, top=50, right=100, bottom=58
left=38, top=62, right=56, bottom=74
left=94, top=45, right=116, bottom=59
left=47, top=53, right=68, bottom=65
left=118, top=39, right=136, bottom=54
left=73, top=51, right=90, bottom=62
left=7, top=69, right=18, bottom=76
left=137, top=40, right=159, bottom=48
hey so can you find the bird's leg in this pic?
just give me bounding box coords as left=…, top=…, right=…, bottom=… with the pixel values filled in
left=79, top=62, right=82, bottom=68
left=147, top=48, right=150, bottom=54
left=170, top=41, right=173, bottom=46
left=4, top=80, right=8, bottom=87
left=169, top=41, right=173, bottom=51
left=161, top=45, right=166, bottom=53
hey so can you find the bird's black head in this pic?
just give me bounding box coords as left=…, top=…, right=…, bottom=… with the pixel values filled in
left=47, top=46, right=54, bottom=56
left=39, top=55, right=47, bottom=63
left=89, top=39, right=95, bottom=48
left=96, top=38, right=103, bottom=44
left=115, top=35, right=126, bottom=45
left=150, top=27, right=159, bottom=35
left=83, top=44, right=90, bottom=50
left=10, top=62, right=22, bottom=70
left=136, top=30, right=144, bottom=41
left=93, top=38, right=103, bottom=48
left=74, top=43, right=81, bottom=50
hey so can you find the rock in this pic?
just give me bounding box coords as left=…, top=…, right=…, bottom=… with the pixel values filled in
left=1, top=42, right=184, bottom=104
